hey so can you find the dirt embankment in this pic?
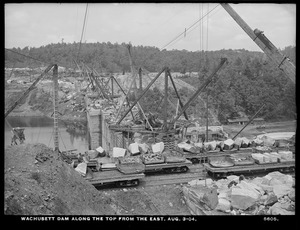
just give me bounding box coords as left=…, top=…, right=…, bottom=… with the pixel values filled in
left=4, top=143, right=117, bottom=215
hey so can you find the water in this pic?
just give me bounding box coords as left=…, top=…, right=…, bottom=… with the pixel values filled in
left=5, top=116, right=89, bottom=154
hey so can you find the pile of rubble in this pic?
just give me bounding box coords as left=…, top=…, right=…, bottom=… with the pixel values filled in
left=183, top=171, right=295, bottom=215
left=178, top=132, right=295, bottom=153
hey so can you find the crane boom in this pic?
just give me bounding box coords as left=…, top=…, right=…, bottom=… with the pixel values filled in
left=221, top=3, right=295, bottom=84
left=5, top=64, right=55, bottom=118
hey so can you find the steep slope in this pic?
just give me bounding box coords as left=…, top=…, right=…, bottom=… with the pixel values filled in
left=4, top=143, right=118, bottom=215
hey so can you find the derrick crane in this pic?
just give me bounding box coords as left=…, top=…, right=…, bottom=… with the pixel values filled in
left=221, top=3, right=295, bottom=84
left=5, top=64, right=55, bottom=118
left=5, top=64, right=61, bottom=152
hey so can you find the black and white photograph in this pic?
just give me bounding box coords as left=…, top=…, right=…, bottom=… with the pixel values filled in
left=4, top=2, right=296, bottom=221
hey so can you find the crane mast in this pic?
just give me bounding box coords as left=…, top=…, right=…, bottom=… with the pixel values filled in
left=221, top=3, right=295, bottom=84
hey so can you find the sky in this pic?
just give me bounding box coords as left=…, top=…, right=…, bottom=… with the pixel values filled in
left=5, top=3, right=296, bottom=52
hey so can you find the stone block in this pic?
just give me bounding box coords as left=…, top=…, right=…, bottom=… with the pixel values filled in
left=278, top=151, right=293, bottom=160
left=288, top=190, right=295, bottom=202
left=269, top=152, right=281, bottom=162
left=218, top=190, right=230, bottom=200
left=138, top=143, right=149, bottom=154
left=183, top=185, right=218, bottom=211
left=269, top=202, right=294, bottom=215
left=128, top=142, right=140, bottom=155
left=96, top=146, right=106, bottom=157
left=273, top=184, right=293, bottom=198
left=227, top=175, right=239, bottom=183
left=96, top=146, right=104, bottom=153
left=75, top=162, right=87, bottom=176
left=264, top=193, right=278, bottom=206
left=262, top=153, right=271, bottom=163
left=86, top=150, right=99, bottom=159
left=267, top=171, right=294, bottom=187
left=251, top=153, right=264, bottom=163
left=230, top=187, right=259, bottom=210
left=261, top=136, right=275, bottom=146
left=215, top=198, right=231, bottom=212
left=188, top=178, right=213, bottom=187
left=223, top=139, right=234, bottom=150
left=112, top=147, right=126, bottom=158
left=234, top=138, right=243, bottom=148
left=240, top=137, right=251, bottom=147
left=205, top=141, right=217, bottom=150
left=152, top=142, right=164, bottom=154
left=238, top=180, right=264, bottom=196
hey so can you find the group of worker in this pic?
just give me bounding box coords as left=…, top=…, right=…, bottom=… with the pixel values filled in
left=10, top=127, right=25, bottom=145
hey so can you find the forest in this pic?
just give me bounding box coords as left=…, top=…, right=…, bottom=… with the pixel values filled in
left=5, top=42, right=296, bottom=123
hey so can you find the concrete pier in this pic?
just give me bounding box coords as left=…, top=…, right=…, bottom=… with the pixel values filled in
left=85, top=95, right=126, bottom=151
left=86, top=109, right=102, bottom=150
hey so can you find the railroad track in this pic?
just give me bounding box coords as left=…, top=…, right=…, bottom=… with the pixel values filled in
left=94, top=162, right=294, bottom=190
left=94, top=164, right=206, bottom=190
left=140, top=171, right=206, bottom=187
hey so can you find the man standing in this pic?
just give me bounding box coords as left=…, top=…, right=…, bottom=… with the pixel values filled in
left=11, top=127, right=25, bottom=145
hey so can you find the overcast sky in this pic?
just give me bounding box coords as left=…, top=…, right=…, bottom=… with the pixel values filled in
left=5, top=3, right=296, bottom=52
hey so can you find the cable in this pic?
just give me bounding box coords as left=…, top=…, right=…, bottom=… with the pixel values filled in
left=5, top=47, right=76, bottom=72
left=140, top=4, right=190, bottom=43
left=75, top=5, right=79, bottom=39
left=199, top=4, right=202, bottom=73
left=172, top=5, right=213, bottom=51
left=5, top=48, right=47, bottom=65
left=76, top=3, right=89, bottom=62
left=201, top=4, right=204, bottom=53
left=83, top=4, right=89, bottom=43
left=206, top=3, right=209, bottom=52
left=160, top=4, right=219, bottom=50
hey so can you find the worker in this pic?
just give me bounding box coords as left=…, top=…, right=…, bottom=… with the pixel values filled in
left=18, top=128, right=25, bottom=144
left=10, top=127, right=25, bottom=145
left=11, top=128, right=18, bottom=145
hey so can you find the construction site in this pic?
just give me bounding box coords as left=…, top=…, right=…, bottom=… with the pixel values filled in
left=4, top=3, right=296, bottom=219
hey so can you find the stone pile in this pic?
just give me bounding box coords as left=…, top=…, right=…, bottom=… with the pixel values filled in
left=178, top=132, right=295, bottom=153
left=183, top=171, right=295, bottom=215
